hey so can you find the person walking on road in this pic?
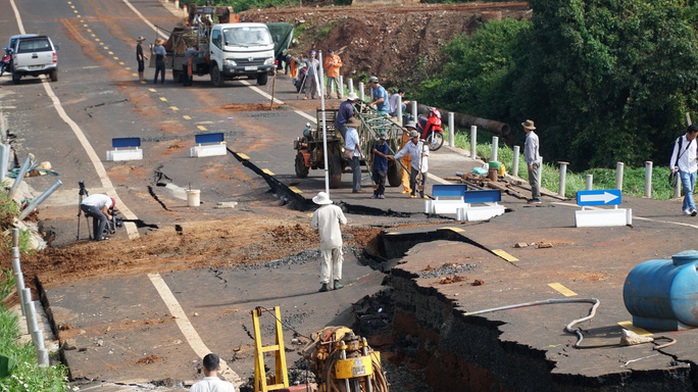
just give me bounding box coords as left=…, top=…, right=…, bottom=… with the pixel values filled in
left=324, top=49, right=343, bottom=99
left=189, top=353, right=236, bottom=392
left=390, top=130, right=428, bottom=199
left=372, top=132, right=390, bottom=199
left=136, top=36, right=148, bottom=83
left=304, top=50, right=320, bottom=100
left=670, top=124, right=698, bottom=216
left=80, top=194, right=115, bottom=241
left=398, top=121, right=418, bottom=194
left=345, top=117, right=363, bottom=193
left=153, top=38, right=167, bottom=84
left=335, top=92, right=357, bottom=139
left=311, top=192, right=348, bottom=292
left=522, top=119, right=542, bottom=204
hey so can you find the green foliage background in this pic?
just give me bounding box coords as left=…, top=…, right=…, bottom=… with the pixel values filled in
left=416, top=0, right=698, bottom=171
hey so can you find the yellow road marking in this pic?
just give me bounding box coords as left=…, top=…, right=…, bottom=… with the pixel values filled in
left=618, top=321, right=653, bottom=336
left=159, top=97, right=167, bottom=102
left=169, top=106, right=179, bottom=112
left=148, top=88, right=156, bottom=92
left=131, top=73, right=137, bottom=77
left=492, top=249, right=519, bottom=262
left=90, top=33, right=95, bottom=37
left=83, top=24, right=88, bottom=27
left=108, top=51, right=113, bottom=55
left=196, top=125, right=207, bottom=131
left=103, top=46, right=109, bottom=50
left=182, top=115, right=191, bottom=120
left=289, top=186, right=302, bottom=194
left=86, top=28, right=91, bottom=32
left=262, top=169, right=275, bottom=176
left=237, top=153, right=250, bottom=160
left=548, top=283, right=577, bottom=297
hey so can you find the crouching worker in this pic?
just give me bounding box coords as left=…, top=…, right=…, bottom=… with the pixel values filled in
left=80, top=194, right=115, bottom=241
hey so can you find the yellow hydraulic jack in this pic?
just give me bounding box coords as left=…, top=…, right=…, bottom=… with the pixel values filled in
left=252, top=306, right=289, bottom=392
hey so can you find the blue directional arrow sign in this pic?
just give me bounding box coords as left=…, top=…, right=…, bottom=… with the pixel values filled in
left=576, top=189, right=622, bottom=206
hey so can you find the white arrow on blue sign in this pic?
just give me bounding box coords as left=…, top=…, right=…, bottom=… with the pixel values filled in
left=576, top=189, right=622, bottom=206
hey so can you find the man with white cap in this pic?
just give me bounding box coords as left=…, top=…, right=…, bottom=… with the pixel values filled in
left=390, top=129, right=429, bottom=198
left=311, top=192, right=347, bottom=292
left=522, top=119, right=542, bottom=204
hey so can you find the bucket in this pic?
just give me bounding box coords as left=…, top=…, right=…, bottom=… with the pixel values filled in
left=186, top=189, right=200, bottom=207
left=488, top=161, right=502, bottom=170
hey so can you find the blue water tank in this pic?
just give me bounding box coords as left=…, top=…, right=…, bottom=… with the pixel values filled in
left=623, top=250, right=698, bottom=330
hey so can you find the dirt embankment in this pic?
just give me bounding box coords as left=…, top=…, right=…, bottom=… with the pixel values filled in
left=239, top=2, right=531, bottom=88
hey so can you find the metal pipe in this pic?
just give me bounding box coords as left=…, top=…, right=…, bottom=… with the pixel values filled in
left=448, top=112, right=455, bottom=148
left=464, top=298, right=600, bottom=348
left=340, top=342, right=351, bottom=392
left=318, top=51, right=330, bottom=196
left=12, top=247, right=26, bottom=316
left=644, top=161, right=653, bottom=198
left=586, top=174, right=593, bottom=190
left=8, top=154, right=33, bottom=200
left=362, top=338, right=373, bottom=392
left=616, top=162, right=624, bottom=191
left=491, top=136, right=498, bottom=162
left=470, top=125, right=477, bottom=160
left=558, top=161, right=569, bottom=197
left=512, top=146, right=519, bottom=177
left=18, top=180, right=63, bottom=221
left=0, top=144, right=9, bottom=182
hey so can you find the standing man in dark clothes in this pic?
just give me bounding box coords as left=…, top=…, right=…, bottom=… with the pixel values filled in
left=372, top=132, right=390, bottom=199
left=136, top=36, right=148, bottom=83
left=335, top=92, right=357, bottom=139
left=181, top=45, right=199, bottom=86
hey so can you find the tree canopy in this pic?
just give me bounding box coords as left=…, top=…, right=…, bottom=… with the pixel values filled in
left=417, top=0, right=698, bottom=170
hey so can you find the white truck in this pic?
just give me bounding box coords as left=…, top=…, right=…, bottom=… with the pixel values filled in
left=10, top=34, right=58, bottom=84
left=162, top=22, right=277, bottom=86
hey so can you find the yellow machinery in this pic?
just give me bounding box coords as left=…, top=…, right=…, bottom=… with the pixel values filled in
left=301, top=326, right=389, bottom=392
left=252, top=306, right=289, bottom=392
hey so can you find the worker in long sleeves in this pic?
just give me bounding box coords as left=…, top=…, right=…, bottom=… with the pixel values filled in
left=390, top=130, right=429, bottom=198
left=310, top=192, right=347, bottom=292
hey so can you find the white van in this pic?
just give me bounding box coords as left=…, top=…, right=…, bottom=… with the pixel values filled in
left=208, top=23, right=275, bottom=86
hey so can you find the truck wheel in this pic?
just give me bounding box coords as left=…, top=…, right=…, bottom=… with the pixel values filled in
left=12, top=73, right=20, bottom=84
left=387, top=163, right=402, bottom=187
left=257, top=73, right=268, bottom=86
left=210, top=65, right=224, bottom=87
left=49, top=69, right=58, bottom=82
left=173, top=69, right=182, bottom=83
left=295, top=152, right=309, bottom=178
left=329, top=154, right=342, bottom=189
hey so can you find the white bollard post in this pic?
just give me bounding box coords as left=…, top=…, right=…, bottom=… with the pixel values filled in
left=512, top=146, right=520, bottom=177
left=396, top=96, right=403, bottom=125
left=491, top=136, right=499, bottom=162
left=0, top=144, right=8, bottom=182
left=448, top=112, right=455, bottom=148
left=616, top=162, right=624, bottom=191
left=538, top=157, right=543, bottom=189
left=411, top=101, right=418, bottom=121
left=470, top=125, right=477, bottom=159
left=644, top=161, right=653, bottom=198
left=9, top=154, right=32, bottom=200
left=339, top=75, right=344, bottom=98
left=674, top=173, right=682, bottom=199
left=586, top=174, right=593, bottom=190
left=558, top=161, right=569, bottom=197
left=358, top=82, right=365, bottom=102
left=347, top=78, right=354, bottom=94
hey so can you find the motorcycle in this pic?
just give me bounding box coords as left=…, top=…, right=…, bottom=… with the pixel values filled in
left=409, top=107, right=445, bottom=151
left=0, top=47, right=12, bottom=77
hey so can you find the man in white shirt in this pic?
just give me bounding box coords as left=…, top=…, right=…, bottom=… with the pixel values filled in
left=390, top=130, right=429, bottom=199
left=345, top=117, right=363, bottom=193
left=190, top=353, right=236, bottom=392
left=310, top=192, right=348, bottom=292
left=80, top=194, right=115, bottom=241
left=670, top=124, right=698, bottom=216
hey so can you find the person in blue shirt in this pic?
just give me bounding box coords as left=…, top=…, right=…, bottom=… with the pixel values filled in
left=371, top=132, right=390, bottom=199
left=368, top=76, right=390, bottom=115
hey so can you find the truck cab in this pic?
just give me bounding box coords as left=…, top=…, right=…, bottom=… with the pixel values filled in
left=208, top=23, right=275, bottom=86
left=11, top=35, right=58, bottom=83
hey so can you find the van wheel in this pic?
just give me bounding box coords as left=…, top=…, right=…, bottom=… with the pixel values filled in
left=257, top=73, right=268, bottom=86
left=210, top=64, right=224, bottom=87
left=49, top=69, right=58, bottom=82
